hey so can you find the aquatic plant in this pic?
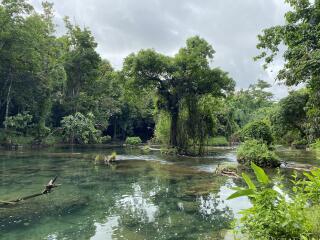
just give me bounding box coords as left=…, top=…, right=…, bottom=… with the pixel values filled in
left=108, top=152, right=117, bottom=162
left=94, top=154, right=106, bottom=164
left=141, top=145, right=151, bottom=153
left=237, top=139, right=280, bottom=168
left=94, top=152, right=117, bottom=165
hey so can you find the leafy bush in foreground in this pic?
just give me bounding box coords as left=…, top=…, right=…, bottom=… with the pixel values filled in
left=125, top=136, right=142, bottom=145
left=228, top=163, right=320, bottom=240
left=237, top=139, right=280, bottom=168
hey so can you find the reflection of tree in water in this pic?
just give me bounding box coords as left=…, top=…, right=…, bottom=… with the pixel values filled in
left=116, top=183, right=159, bottom=223
left=0, top=152, right=236, bottom=239
left=111, top=175, right=234, bottom=239
left=198, top=193, right=234, bottom=230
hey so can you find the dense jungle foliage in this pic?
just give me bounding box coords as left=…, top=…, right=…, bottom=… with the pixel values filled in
left=2, top=0, right=320, bottom=239
left=1, top=0, right=320, bottom=156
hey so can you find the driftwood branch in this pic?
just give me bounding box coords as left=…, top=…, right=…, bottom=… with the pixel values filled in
left=220, top=170, right=241, bottom=179
left=0, top=176, right=59, bottom=206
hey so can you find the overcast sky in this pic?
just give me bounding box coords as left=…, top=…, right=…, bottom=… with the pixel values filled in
left=31, top=0, right=291, bottom=98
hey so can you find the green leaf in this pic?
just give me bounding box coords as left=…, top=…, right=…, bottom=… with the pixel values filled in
left=227, top=189, right=255, bottom=200
left=242, top=173, right=256, bottom=190
left=303, top=172, right=314, bottom=181
left=251, top=162, right=269, bottom=184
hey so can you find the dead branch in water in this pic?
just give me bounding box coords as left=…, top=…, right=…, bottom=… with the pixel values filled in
left=220, top=170, right=241, bottom=179
left=0, top=176, right=60, bottom=206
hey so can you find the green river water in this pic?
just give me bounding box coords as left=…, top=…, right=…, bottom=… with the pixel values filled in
left=0, top=146, right=319, bottom=240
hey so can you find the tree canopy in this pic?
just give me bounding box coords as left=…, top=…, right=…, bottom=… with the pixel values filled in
left=123, top=36, right=234, bottom=154
left=255, top=0, right=320, bottom=139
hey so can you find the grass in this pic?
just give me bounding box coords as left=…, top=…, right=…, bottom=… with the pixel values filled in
left=206, top=136, right=229, bottom=146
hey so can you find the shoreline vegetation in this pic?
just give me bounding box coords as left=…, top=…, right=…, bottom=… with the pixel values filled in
left=0, top=142, right=314, bottom=173
left=1, top=0, right=320, bottom=239
left=1, top=0, right=320, bottom=161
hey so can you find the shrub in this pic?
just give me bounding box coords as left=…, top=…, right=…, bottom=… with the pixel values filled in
left=207, top=136, right=228, bottom=146
left=125, top=136, right=142, bottom=145
left=3, top=112, right=33, bottom=134
left=237, top=139, right=280, bottom=168
left=311, top=139, right=320, bottom=151
left=292, top=138, right=308, bottom=147
left=101, top=135, right=112, bottom=144
left=241, top=120, right=273, bottom=145
left=0, top=129, right=33, bottom=145
left=228, top=163, right=320, bottom=239
left=41, top=134, right=61, bottom=145
left=279, top=130, right=301, bottom=145
left=61, top=112, right=102, bottom=144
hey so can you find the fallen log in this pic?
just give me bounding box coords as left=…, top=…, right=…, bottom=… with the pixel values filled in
left=215, top=163, right=241, bottom=178
left=0, top=176, right=59, bottom=206
left=220, top=170, right=241, bottom=179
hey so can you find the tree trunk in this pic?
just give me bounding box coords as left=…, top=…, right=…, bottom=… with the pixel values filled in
left=170, top=112, right=178, bottom=147
left=113, top=119, right=117, bottom=140
left=4, top=73, right=12, bottom=130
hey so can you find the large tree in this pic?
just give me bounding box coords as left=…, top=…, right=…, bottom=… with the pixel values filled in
left=226, top=80, right=274, bottom=128
left=272, top=89, right=309, bottom=142
left=0, top=0, right=65, bottom=138
left=0, top=0, right=33, bottom=127
left=123, top=36, right=234, bottom=152
left=255, top=0, right=320, bottom=139
left=63, top=17, right=101, bottom=113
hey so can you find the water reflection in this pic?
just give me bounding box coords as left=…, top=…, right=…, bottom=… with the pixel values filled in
left=92, top=216, right=120, bottom=240
left=0, top=146, right=316, bottom=239
left=116, top=183, right=159, bottom=223
left=198, top=194, right=232, bottom=219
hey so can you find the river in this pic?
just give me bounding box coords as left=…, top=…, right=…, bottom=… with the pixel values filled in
left=0, top=146, right=318, bottom=239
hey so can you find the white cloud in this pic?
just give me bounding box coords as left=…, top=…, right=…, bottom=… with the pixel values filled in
left=30, top=0, right=290, bottom=98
